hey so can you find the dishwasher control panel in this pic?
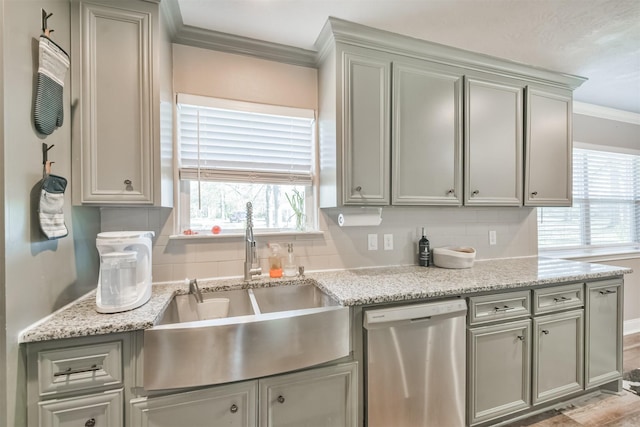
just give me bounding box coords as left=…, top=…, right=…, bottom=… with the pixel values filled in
left=363, top=299, right=467, bottom=329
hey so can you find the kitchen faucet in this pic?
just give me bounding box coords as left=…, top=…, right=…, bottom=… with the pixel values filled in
left=244, top=202, right=262, bottom=281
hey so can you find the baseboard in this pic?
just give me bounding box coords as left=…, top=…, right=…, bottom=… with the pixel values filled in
left=624, top=318, right=640, bottom=335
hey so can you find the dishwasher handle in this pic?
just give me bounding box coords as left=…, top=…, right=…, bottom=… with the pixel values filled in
left=364, top=299, right=467, bottom=330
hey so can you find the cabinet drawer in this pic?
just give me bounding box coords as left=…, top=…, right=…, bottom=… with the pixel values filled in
left=533, top=283, right=584, bottom=315
left=469, top=290, right=530, bottom=325
left=39, top=388, right=123, bottom=427
left=38, top=340, right=123, bottom=397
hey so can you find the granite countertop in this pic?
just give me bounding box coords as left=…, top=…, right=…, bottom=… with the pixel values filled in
left=19, top=256, right=632, bottom=344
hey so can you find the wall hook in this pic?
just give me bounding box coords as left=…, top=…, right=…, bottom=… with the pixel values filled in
left=42, top=143, right=55, bottom=175
left=41, top=9, right=54, bottom=36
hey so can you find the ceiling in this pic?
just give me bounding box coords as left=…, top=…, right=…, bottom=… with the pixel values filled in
left=176, top=0, right=640, bottom=114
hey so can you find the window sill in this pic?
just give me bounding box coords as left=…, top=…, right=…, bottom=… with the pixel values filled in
left=540, top=246, right=640, bottom=262
left=169, top=230, right=325, bottom=241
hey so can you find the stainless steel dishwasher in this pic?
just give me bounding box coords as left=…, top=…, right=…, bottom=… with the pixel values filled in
left=364, top=299, right=467, bottom=427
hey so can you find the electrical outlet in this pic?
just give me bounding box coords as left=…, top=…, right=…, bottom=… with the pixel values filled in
left=383, top=234, right=393, bottom=250
left=368, top=234, right=378, bottom=251
left=489, top=230, right=497, bottom=245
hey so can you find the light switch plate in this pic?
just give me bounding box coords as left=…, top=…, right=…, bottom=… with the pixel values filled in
left=368, top=234, right=378, bottom=251
left=383, top=234, right=393, bottom=250
left=489, top=230, right=497, bottom=245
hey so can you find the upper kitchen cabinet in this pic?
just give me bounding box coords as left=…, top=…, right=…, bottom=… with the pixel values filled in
left=317, top=43, right=391, bottom=207
left=524, top=86, right=573, bottom=207
left=392, top=59, right=464, bottom=206
left=464, top=74, right=524, bottom=206
left=71, top=0, right=173, bottom=206
left=315, top=17, right=586, bottom=208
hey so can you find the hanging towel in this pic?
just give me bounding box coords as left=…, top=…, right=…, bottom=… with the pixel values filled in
left=38, top=174, right=68, bottom=240
left=34, top=35, right=69, bottom=135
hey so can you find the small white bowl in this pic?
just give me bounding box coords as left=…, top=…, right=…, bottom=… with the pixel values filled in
left=433, top=247, right=476, bottom=269
left=196, top=298, right=230, bottom=320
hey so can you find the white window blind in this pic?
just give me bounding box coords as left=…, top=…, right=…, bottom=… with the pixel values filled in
left=177, top=94, right=314, bottom=184
left=538, top=147, right=640, bottom=249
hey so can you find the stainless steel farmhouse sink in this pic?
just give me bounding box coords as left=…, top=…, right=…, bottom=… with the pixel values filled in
left=143, top=282, right=350, bottom=390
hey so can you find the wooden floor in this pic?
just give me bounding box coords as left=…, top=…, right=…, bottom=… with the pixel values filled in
left=509, top=333, right=640, bottom=427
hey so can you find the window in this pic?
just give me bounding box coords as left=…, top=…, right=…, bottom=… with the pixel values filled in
left=177, top=94, right=316, bottom=235
left=538, top=146, right=640, bottom=251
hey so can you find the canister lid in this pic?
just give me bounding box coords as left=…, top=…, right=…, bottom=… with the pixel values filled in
left=97, top=231, right=154, bottom=239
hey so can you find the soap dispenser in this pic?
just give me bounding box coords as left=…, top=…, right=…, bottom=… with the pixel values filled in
left=283, top=243, right=298, bottom=277
left=268, top=243, right=283, bottom=278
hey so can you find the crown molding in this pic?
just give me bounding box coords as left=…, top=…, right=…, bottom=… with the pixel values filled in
left=161, top=0, right=316, bottom=67
left=317, top=17, right=587, bottom=90
left=573, top=101, right=640, bottom=125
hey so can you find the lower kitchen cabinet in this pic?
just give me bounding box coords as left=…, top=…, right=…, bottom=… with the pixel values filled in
left=39, top=389, right=123, bottom=427
left=467, top=319, right=532, bottom=425
left=532, top=310, right=584, bottom=404
left=130, top=362, right=357, bottom=427
left=26, top=333, right=133, bottom=427
left=585, top=279, right=623, bottom=389
left=130, top=381, right=257, bottom=427
left=259, top=362, right=357, bottom=427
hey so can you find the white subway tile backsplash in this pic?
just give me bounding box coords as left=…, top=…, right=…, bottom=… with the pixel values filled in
left=104, top=205, right=538, bottom=281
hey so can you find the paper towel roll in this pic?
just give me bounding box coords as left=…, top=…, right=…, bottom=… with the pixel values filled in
left=338, top=212, right=382, bottom=227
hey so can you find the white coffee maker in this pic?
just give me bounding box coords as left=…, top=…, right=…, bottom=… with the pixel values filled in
left=95, top=231, right=154, bottom=313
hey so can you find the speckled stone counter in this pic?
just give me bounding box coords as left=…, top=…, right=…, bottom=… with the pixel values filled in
left=19, top=256, right=631, bottom=343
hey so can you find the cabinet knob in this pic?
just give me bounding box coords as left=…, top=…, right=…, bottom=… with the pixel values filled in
left=85, top=418, right=96, bottom=427
left=230, top=404, right=238, bottom=414
left=447, top=189, right=455, bottom=195
left=277, top=395, right=285, bottom=404
left=355, top=186, right=362, bottom=192
left=124, top=179, right=133, bottom=191
left=531, top=191, right=538, bottom=197
left=516, top=335, right=525, bottom=341
left=472, top=190, right=479, bottom=196
left=541, top=329, right=550, bottom=335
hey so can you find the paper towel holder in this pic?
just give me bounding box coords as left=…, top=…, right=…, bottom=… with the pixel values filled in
left=337, top=207, right=383, bottom=227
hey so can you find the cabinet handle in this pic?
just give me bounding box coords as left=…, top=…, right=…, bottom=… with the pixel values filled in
left=230, top=404, right=238, bottom=414
left=277, top=395, right=285, bottom=404
left=541, top=329, right=550, bottom=335
left=53, top=364, right=102, bottom=377
left=531, top=191, right=538, bottom=197
left=447, top=189, right=455, bottom=195
left=354, top=186, right=362, bottom=192
left=472, top=190, right=479, bottom=196
left=124, top=179, right=133, bottom=191
left=85, top=418, right=96, bottom=427
left=553, top=296, right=570, bottom=302
left=599, top=289, right=616, bottom=295
left=516, top=335, right=525, bottom=341
left=493, top=305, right=512, bottom=312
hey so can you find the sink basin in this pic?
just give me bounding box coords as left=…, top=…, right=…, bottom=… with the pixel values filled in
left=156, top=289, right=256, bottom=324
left=144, top=282, right=350, bottom=390
left=251, top=284, right=339, bottom=313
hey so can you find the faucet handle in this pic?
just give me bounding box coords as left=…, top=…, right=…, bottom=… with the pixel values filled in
left=298, top=266, right=305, bottom=277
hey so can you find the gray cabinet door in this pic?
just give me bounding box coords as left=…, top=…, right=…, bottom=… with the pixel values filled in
left=71, top=0, right=155, bottom=204
left=259, top=362, right=357, bottom=427
left=392, top=59, right=463, bottom=205
left=130, top=381, right=257, bottom=427
left=585, top=279, right=623, bottom=389
left=342, top=52, right=391, bottom=205
left=468, top=319, right=531, bottom=425
left=524, top=87, right=573, bottom=206
left=464, top=75, right=524, bottom=206
left=532, top=310, right=584, bottom=404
